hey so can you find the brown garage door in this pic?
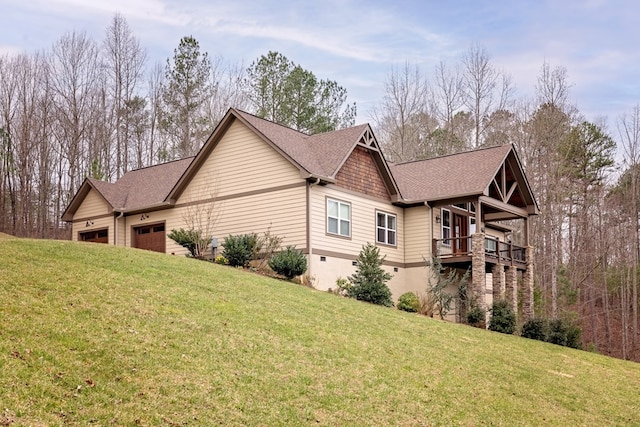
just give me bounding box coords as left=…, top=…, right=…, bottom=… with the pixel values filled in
left=133, top=223, right=166, bottom=253
left=79, top=229, right=108, bottom=244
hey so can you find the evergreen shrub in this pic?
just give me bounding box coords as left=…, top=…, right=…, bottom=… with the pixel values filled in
left=488, top=300, right=516, bottom=334
left=521, top=318, right=547, bottom=341
left=397, top=292, right=420, bottom=313
left=223, top=234, right=257, bottom=267
left=268, top=246, right=307, bottom=279
left=347, top=243, right=393, bottom=307
left=466, top=306, right=486, bottom=328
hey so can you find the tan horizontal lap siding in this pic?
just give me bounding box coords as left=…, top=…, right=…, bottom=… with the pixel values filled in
left=158, top=185, right=307, bottom=257
left=404, top=206, right=431, bottom=263
left=310, top=185, right=404, bottom=264
left=215, top=187, right=306, bottom=247
left=178, top=120, right=301, bottom=204
left=74, top=189, right=111, bottom=220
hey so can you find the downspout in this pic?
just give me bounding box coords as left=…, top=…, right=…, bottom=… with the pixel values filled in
left=426, top=202, right=432, bottom=258
left=114, top=211, right=124, bottom=246
left=306, top=178, right=321, bottom=278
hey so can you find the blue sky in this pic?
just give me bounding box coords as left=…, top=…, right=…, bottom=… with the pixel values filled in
left=2, top=0, right=639, bottom=129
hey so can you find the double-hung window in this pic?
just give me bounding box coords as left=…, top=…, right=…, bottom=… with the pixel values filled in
left=441, top=209, right=451, bottom=246
left=376, top=211, right=396, bottom=246
left=327, top=198, right=351, bottom=237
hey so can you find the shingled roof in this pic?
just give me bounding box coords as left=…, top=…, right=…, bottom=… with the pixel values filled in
left=115, top=157, right=193, bottom=211
left=234, top=109, right=369, bottom=179
left=64, top=108, right=537, bottom=222
left=168, top=108, right=398, bottom=201
left=62, top=158, right=192, bottom=220
left=390, top=144, right=515, bottom=202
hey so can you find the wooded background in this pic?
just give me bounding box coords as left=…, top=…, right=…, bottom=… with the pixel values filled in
left=2, top=14, right=639, bottom=361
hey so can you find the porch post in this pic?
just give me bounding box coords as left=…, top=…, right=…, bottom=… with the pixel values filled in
left=505, top=266, right=518, bottom=316
left=522, top=246, right=535, bottom=322
left=471, top=233, right=486, bottom=313
left=492, top=263, right=505, bottom=304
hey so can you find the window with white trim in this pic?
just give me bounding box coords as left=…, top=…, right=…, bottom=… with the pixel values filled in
left=441, top=209, right=451, bottom=246
left=376, top=211, right=397, bottom=246
left=327, top=198, right=351, bottom=237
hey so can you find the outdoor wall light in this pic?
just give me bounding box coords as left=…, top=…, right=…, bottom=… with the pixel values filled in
left=140, top=213, right=149, bottom=221
left=85, top=220, right=94, bottom=227
left=435, top=214, right=441, bottom=224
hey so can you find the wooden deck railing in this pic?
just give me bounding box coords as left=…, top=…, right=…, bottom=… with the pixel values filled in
left=432, top=235, right=527, bottom=266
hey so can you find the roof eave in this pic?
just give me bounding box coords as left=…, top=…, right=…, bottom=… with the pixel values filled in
left=115, top=201, right=174, bottom=215
left=302, top=172, right=335, bottom=184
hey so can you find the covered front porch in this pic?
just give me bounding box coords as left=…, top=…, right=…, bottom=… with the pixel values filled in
left=431, top=192, right=537, bottom=322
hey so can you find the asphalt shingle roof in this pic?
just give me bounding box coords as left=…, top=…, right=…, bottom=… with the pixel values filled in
left=389, top=144, right=513, bottom=202
left=235, top=110, right=368, bottom=178
left=65, top=108, right=527, bottom=221
left=89, top=157, right=192, bottom=211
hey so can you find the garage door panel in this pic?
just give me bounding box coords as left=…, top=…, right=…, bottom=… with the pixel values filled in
left=133, top=223, right=166, bottom=253
left=80, top=229, right=108, bottom=244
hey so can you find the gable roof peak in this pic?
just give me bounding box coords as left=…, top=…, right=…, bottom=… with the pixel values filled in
left=394, top=143, right=513, bottom=167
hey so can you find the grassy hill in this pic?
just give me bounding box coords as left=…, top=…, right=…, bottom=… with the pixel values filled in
left=1, top=235, right=639, bottom=426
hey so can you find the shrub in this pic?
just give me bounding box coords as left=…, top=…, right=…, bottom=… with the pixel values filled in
left=489, top=300, right=516, bottom=334
left=547, top=319, right=567, bottom=346
left=397, top=292, right=420, bottom=313
left=548, top=318, right=582, bottom=349
left=564, top=320, right=582, bottom=349
left=521, top=318, right=547, bottom=341
left=168, top=228, right=212, bottom=258
left=466, top=306, right=486, bottom=328
left=268, top=246, right=307, bottom=279
left=222, top=234, right=257, bottom=267
left=332, top=277, right=352, bottom=296
left=252, top=227, right=284, bottom=270
left=347, top=243, right=393, bottom=307
left=520, top=317, right=582, bottom=350
left=417, top=292, right=437, bottom=317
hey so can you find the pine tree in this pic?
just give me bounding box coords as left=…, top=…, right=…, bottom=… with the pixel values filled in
left=347, top=243, right=393, bottom=307
left=161, top=36, right=212, bottom=158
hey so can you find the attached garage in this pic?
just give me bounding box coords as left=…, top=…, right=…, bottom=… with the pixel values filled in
left=79, top=229, right=108, bottom=244
left=133, top=223, right=166, bottom=253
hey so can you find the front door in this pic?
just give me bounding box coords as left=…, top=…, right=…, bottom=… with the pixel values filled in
left=453, top=214, right=468, bottom=254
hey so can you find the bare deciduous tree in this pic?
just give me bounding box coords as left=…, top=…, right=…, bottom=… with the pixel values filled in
left=371, top=62, right=431, bottom=162
left=103, top=13, right=147, bottom=178
left=461, top=43, right=513, bottom=148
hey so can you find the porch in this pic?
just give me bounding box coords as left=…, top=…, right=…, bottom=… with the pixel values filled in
left=432, top=235, right=527, bottom=271
left=431, top=231, right=534, bottom=323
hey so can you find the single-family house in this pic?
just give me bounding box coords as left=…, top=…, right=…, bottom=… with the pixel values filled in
left=63, top=108, right=539, bottom=320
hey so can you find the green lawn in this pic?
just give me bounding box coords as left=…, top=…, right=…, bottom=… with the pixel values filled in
left=1, top=235, right=639, bottom=426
